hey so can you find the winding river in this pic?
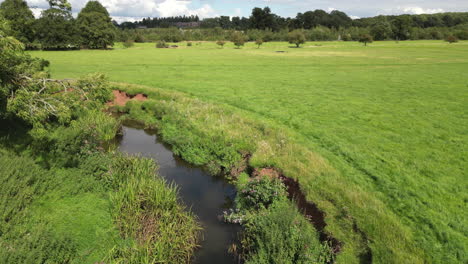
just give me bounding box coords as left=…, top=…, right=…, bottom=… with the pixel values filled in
left=117, top=123, right=239, bottom=264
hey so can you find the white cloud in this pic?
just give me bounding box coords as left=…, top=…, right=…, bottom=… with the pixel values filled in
left=99, top=0, right=216, bottom=18
left=399, top=6, right=444, bottom=15
left=30, top=7, right=44, bottom=18
left=25, top=0, right=216, bottom=20
left=111, top=16, right=142, bottom=23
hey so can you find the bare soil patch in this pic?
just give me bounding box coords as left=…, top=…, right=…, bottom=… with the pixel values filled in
left=107, top=90, right=147, bottom=106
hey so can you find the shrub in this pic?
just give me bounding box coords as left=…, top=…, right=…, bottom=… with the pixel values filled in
left=236, top=177, right=286, bottom=210
left=230, top=32, right=246, bottom=48
left=359, top=34, right=373, bottom=46
left=342, top=33, right=352, bottom=41
left=156, top=40, right=168, bottom=48
left=445, top=35, right=459, bottom=43
left=255, top=38, right=263, bottom=48
left=454, top=30, right=468, bottom=40
left=134, top=33, right=145, bottom=43
left=288, top=30, right=306, bottom=48
left=123, top=39, right=134, bottom=48
left=240, top=200, right=333, bottom=264
left=216, top=40, right=226, bottom=48
left=187, top=41, right=192, bottom=47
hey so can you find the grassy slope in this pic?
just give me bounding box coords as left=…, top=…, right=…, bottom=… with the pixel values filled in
left=31, top=41, right=468, bottom=263
left=0, top=151, right=120, bottom=264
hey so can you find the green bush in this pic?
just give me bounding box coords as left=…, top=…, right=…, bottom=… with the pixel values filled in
left=230, top=32, right=246, bottom=48
left=216, top=40, right=226, bottom=48
left=288, top=30, right=306, bottom=47
left=123, top=39, right=134, bottom=48
left=359, top=34, right=373, bottom=46
left=241, top=200, right=333, bottom=264
left=237, top=177, right=286, bottom=210
left=255, top=38, right=263, bottom=48
left=445, top=35, right=459, bottom=43
left=134, top=33, right=145, bottom=43
left=156, top=40, right=168, bottom=48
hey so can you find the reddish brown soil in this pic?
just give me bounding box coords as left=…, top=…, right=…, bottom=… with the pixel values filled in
left=252, top=167, right=281, bottom=178
left=107, top=90, right=147, bottom=106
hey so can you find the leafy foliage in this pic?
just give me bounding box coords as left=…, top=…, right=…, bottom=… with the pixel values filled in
left=231, top=31, right=246, bottom=48
left=0, top=0, right=35, bottom=44
left=236, top=177, right=286, bottom=210
left=123, top=39, right=134, bottom=48
left=216, top=40, right=226, bottom=48
left=76, top=1, right=115, bottom=49
left=0, top=28, right=200, bottom=263
left=358, top=34, right=373, bottom=46
left=255, top=38, right=263, bottom=48
left=156, top=40, right=169, bottom=48
left=0, top=18, right=49, bottom=117
left=241, top=200, right=333, bottom=264
left=34, top=6, right=78, bottom=50
left=446, top=35, right=459, bottom=43
left=288, top=30, right=306, bottom=47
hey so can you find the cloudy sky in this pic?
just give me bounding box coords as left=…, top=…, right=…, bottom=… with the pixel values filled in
left=15, top=0, right=468, bottom=23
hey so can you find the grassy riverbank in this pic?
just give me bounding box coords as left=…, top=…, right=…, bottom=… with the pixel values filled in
left=0, top=78, right=200, bottom=263
left=31, top=40, right=468, bottom=263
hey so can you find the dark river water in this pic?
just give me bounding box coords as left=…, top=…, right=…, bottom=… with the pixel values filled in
left=117, top=124, right=239, bottom=264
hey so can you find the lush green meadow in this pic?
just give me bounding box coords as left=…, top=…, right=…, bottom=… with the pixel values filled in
left=31, top=41, right=468, bottom=263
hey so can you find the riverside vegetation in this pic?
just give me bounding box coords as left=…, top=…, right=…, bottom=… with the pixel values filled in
left=1, top=1, right=467, bottom=263
left=0, top=16, right=333, bottom=264
left=0, top=20, right=199, bottom=263
left=31, top=40, right=468, bottom=264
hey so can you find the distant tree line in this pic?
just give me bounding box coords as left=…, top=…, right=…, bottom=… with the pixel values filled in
left=119, top=7, right=468, bottom=41
left=120, top=15, right=200, bottom=29
left=117, top=7, right=468, bottom=43
left=1, top=0, right=467, bottom=51
left=0, top=0, right=115, bottom=50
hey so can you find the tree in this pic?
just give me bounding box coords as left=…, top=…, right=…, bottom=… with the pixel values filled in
left=0, top=17, right=48, bottom=118
left=392, top=15, right=411, bottom=40
left=0, top=0, right=35, bottom=45
left=359, top=34, right=373, bottom=46
left=216, top=40, right=226, bottom=48
left=329, top=10, right=352, bottom=28
left=370, top=21, right=393, bottom=40
left=288, top=30, right=306, bottom=48
left=35, top=0, right=78, bottom=49
left=76, top=1, right=115, bottom=49
left=230, top=32, right=246, bottom=48
left=255, top=38, right=263, bottom=48
left=445, top=35, right=458, bottom=43
left=249, top=7, right=277, bottom=30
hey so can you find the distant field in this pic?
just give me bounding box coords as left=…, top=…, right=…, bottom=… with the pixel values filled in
left=31, top=41, right=468, bottom=263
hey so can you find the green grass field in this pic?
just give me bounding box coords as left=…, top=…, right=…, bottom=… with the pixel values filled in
left=30, top=41, right=468, bottom=263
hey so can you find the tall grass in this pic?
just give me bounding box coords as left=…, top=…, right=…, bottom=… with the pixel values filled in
left=105, top=155, right=201, bottom=264
left=32, top=41, right=468, bottom=263
left=112, top=82, right=426, bottom=263
left=0, top=105, right=201, bottom=263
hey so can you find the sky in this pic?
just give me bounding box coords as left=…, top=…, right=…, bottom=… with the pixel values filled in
left=13, top=0, right=468, bottom=23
